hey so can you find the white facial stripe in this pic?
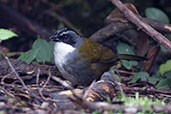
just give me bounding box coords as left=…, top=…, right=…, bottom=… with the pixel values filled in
left=59, top=30, right=74, bottom=36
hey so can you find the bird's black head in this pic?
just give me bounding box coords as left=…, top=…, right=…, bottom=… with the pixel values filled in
left=49, top=27, right=82, bottom=47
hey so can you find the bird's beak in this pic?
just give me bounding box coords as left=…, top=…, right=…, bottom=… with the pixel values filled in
left=49, top=35, right=59, bottom=42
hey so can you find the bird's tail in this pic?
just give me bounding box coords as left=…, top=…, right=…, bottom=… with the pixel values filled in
left=118, top=54, right=147, bottom=61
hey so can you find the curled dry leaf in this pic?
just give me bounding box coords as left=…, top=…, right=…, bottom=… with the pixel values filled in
left=105, top=3, right=140, bottom=24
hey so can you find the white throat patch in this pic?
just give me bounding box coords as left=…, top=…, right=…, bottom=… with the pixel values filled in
left=54, top=42, right=76, bottom=68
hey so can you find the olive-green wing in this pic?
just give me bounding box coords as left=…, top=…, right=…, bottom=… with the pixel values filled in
left=78, top=38, right=119, bottom=63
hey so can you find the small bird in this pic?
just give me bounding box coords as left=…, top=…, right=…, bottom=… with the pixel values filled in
left=50, top=27, right=145, bottom=86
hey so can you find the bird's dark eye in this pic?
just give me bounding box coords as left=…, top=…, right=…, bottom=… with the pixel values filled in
left=62, top=34, right=69, bottom=41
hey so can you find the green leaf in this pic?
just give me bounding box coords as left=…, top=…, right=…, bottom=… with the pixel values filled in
left=165, top=71, right=171, bottom=79
left=121, top=60, right=138, bottom=70
left=156, top=78, right=169, bottom=89
left=165, top=34, right=171, bottom=41
left=117, top=42, right=138, bottom=70
left=160, top=45, right=168, bottom=53
left=121, top=60, right=130, bottom=69
left=48, top=41, right=55, bottom=63
left=18, top=48, right=40, bottom=64
left=0, top=29, right=18, bottom=40
left=32, top=37, right=52, bottom=63
left=130, top=72, right=149, bottom=83
left=145, top=7, right=170, bottom=23
left=158, top=60, right=171, bottom=75
left=17, top=37, right=54, bottom=64
left=160, top=35, right=171, bottom=52
left=148, top=75, right=162, bottom=85
left=129, top=60, right=138, bottom=66
left=117, top=41, right=135, bottom=55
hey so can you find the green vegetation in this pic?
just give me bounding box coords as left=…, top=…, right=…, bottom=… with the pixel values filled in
left=123, top=92, right=165, bottom=106
left=0, top=1, right=170, bottom=113
left=0, top=29, right=18, bottom=41
left=18, top=37, right=54, bottom=64
left=117, top=41, right=138, bottom=70
left=145, top=7, right=170, bottom=24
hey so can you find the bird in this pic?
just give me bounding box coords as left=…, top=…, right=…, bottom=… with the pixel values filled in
left=49, top=27, right=146, bottom=86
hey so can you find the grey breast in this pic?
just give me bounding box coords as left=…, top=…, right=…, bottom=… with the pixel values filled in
left=62, top=50, right=97, bottom=86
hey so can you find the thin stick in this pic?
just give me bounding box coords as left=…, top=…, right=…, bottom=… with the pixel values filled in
left=51, top=76, right=73, bottom=90
left=36, top=68, right=62, bottom=102
left=38, top=69, right=51, bottom=100
left=4, top=56, right=28, bottom=90
left=36, top=68, right=41, bottom=87
left=51, top=76, right=83, bottom=102
left=42, top=69, right=51, bottom=88
left=1, top=73, right=14, bottom=87
left=115, top=69, right=136, bottom=75
left=83, top=80, right=96, bottom=99
left=110, top=0, right=171, bottom=50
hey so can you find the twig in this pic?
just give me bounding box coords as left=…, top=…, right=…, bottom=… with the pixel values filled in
left=114, top=69, right=136, bottom=75
left=1, top=73, right=14, bottom=87
left=4, top=56, right=28, bottom=90
left=83, top=80, right=96, bottom=99
left=5, top=52, right=23, bottom=57
left=110, top=0, right=171, bottom=50
left=1, top=86, right=14, bottom=97
left=36, top=68, right=41, bottom=87
left=42, top=69, right=51, bottom=88
left=38, top=69, right=51, bottom=101
left=51, top=76, right=73, bottom=90
left=36, top=67, right=49, bottom=101
left=51, top=76, right=93, bottom=109
left=36, top=68, right=63, bottom=102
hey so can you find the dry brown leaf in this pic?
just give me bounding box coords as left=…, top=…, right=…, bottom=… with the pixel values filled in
left=105, top=3, right=140, bottom=24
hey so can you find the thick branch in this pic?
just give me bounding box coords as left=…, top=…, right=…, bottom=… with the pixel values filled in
left=111, top=0, right=171, bottom=50
left=89, top=22, right=134, bottom=42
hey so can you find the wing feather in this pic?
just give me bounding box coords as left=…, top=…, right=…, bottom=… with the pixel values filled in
left=78, top=38, right=119, bottom=63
